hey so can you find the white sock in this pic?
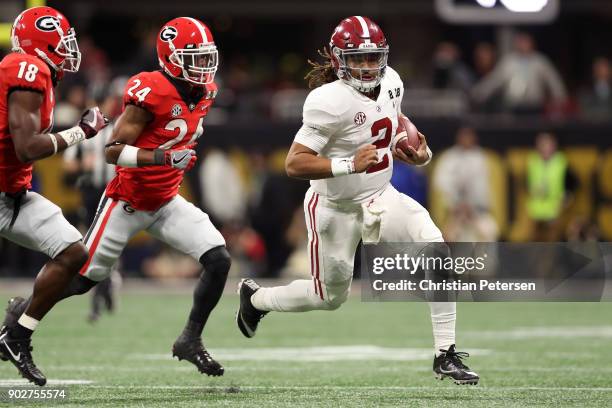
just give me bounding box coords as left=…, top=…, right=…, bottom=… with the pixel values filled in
left=428, top=302, right=456, bottom=356
left=251, top=280, right=325, bottom=312
left=17, top=314, right=39, bottom=331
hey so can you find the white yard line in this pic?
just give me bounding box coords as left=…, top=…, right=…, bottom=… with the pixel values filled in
left=0, top=379, right=93, bottom=386
left=465, top=326, right=612, bottom=339
left=133, top=346, right=492, bottom=362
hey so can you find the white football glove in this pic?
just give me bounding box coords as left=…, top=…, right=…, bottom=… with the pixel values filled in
left=165, top=149, right=196, bottom=170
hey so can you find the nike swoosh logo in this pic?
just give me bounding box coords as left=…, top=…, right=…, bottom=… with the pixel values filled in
left=438, top=368, right=456, bottom=374
left=0, top=334, right=20, bottom=362
left=91, top=110, right=98, bottom=127
left=173, top=153, right=190, bottom=165
left=238, top=313, right=255, bottom=337
left=243, top=280, right=258, bottom=291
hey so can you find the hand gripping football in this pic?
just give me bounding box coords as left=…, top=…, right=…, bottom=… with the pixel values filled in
left=393, top=114, right=420, bottom=154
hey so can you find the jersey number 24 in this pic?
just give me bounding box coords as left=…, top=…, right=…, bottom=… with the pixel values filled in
left=127, top=79, right=204, bottom=150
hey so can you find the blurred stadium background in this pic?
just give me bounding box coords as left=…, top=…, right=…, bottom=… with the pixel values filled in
left=1, top=1, right=612, bottom=405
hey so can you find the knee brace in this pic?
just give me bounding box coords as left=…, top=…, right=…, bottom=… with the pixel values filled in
left=199, top=246, right=231, bottom=278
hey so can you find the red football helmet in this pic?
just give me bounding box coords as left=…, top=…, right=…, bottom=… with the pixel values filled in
left=329, top=16, right=389, bottom=92
left=10, top=6, right=81, bottom=74
left=157, top=17, right=218, bottom=86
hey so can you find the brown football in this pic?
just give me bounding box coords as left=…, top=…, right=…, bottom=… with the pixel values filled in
left=394, top=114, right=420, bottom=153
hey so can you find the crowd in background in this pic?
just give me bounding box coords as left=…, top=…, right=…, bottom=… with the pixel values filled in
left=431, top=32, right=612, bottom=119
left=3, top=23, right=611, bottom=124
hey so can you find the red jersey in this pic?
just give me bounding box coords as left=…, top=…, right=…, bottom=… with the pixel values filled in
left=0, top=53, right=55, bottom=193
left=105, top=71, right=216, bottom=211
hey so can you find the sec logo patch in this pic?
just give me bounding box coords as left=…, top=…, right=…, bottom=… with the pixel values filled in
left=171, top=104, right=182, bottom=117
left=354, top=112, right=366, bottom=126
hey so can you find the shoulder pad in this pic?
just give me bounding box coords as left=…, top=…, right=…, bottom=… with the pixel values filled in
left=123, top=71, right=169, bottom=111
left=1, top=53, right=51, bottom=94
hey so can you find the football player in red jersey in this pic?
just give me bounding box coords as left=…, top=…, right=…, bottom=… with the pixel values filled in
left=3, top=17, right=229, bottom=377
left=0, top=7, right=109, bottom=386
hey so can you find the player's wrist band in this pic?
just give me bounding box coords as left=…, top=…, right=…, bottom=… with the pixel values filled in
left=331, top=157, right=355, bottom=177
left=54, top=126, right=86, bottom=148
left=117, top=145, right=140, bottom=167
left=48, top=133, right=59, bottom=154
left=153, top=149, right=166, bottom=166
left=415, top=146, right=433, bottom=167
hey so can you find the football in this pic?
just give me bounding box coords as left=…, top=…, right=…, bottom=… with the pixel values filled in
left=393, top=114, right=420, bottom=154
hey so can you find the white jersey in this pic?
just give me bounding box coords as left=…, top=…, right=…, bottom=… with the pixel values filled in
left=294, top=66, right=404, bottom=203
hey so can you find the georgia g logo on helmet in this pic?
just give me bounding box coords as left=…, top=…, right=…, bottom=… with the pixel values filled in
left=159, top=26, right=178, bottom=42
left=35, top=15, right=61, bottom=32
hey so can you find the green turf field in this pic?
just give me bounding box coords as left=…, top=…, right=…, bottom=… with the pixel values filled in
left=0, top=292, right=611, bottom=407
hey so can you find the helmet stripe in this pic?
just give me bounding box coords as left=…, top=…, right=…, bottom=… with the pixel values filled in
left=11, top=10, right=26, bottom=32
left=354, top=16, right=371, bottom=43
left=184, top=17, right=209, bottom=43
left=10, top=10, right=27, bottom=50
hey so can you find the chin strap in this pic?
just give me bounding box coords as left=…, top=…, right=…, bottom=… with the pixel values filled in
left=34, top=48, right=60, bottom=72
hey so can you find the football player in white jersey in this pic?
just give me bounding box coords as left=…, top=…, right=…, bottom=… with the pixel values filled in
left=236, top=16, right=479, bottom=385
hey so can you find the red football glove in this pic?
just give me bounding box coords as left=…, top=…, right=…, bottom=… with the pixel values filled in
left=79, top=107, right=110, bottom=139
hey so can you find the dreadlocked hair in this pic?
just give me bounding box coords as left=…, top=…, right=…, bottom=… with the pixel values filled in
left=304, top=48, right=337, bottom=89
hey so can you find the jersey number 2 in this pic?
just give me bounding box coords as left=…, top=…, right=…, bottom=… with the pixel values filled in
left=159, top=117, right=205, bottom=149
left=366, top=117, right=392, bottom=174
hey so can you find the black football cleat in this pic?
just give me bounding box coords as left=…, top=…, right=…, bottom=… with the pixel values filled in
left=433, top=344, right=479, bottom=385
left=1, top=297, right=28, bottom=362
left=0, top=328, right=47, bottom=386
left=172, top=334, right=224, bottom=376
left=2, top=296, right=27, bottom=330
left=236, top=279, right=268, bottom=338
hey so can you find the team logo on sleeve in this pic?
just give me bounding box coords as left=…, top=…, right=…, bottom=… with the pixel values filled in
left=354, top=112, right=366, bottom=126
left=171, top=104, right=182, bottom=117
left=35, top=16, right=61, bottom=32
left=159, top=26, right=178, bottom=42
left=206, top=89, right=218, bottom=99
left=123, top=204, right=135, bottom=214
